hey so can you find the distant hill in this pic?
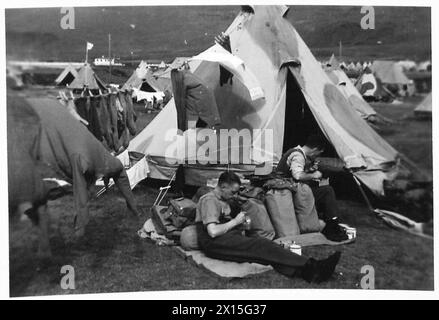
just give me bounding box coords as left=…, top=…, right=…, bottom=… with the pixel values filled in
left=5, top=5, right=431, bottom=62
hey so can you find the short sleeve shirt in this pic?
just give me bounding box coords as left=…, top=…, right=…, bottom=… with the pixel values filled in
left=195, top=190, right=232, bottom=225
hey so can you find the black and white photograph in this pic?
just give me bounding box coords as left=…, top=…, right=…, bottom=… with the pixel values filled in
left=2, top=1, right=436, bottom=299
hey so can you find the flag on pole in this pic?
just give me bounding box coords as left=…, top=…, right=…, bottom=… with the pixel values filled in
left=85, top=42, right=94, bottom=64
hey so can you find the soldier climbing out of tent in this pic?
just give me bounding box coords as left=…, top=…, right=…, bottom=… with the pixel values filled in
left=277, top=135, right=349, bottom=242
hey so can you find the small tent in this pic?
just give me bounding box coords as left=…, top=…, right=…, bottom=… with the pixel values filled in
left=158, top=61, right=167, bottom=69
left=397, top=60, right=417, bottom=72
left=328, top=54, right=340, bottom=68
left=371, top=60, right=414, bottom=97
left=371, top=60, right=411, bottom=85
left=69, top=63, right=106, bottom=91
left=417, top=60, right=432, bottom=72
left=324, top=55, right=377, bottom=120
left=55, top=64, right=79, bottom=86
left=123, top=61, right=149, bottom=90
left=168, top=57, right=190, bottom=70
left=355, top=67, right=394, bottom=102
left=414, top=93, right=432, bottom=118
left=124, top=5, right=404, bottom=196
left=356, top=67, right=378, bottom=99
left=123, top=61, right=171, bottom=93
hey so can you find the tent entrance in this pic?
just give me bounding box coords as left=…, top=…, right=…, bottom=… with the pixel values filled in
left=59, top=72, right=76, bottom=86
left=282, top=70, right=322, bottom=153
left=140, top=81, right=156, bottom=92
left=282, top=70, right=367, bottom=201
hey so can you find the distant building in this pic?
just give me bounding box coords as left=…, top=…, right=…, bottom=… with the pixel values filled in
left=93, top=56, right=125, bottom=67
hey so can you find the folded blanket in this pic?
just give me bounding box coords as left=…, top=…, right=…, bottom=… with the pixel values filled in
left=173, top=247, right=272, bottom=279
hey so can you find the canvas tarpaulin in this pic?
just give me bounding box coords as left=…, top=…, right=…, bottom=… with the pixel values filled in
left=7, top=94, right=49, bottom=212
left=26, top=97, right=131, bottom=230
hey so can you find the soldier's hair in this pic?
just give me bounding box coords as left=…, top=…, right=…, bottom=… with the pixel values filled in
left=305, top=134, right=327, bottom=150
left=218, top=171, right=242, bottom=187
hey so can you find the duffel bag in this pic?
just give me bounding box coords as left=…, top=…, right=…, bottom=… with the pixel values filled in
left=264, top=189, right=300, bottom=238
left=293, top=183, right=321, bottom=233
left=241, top=198, right=276, bottom=240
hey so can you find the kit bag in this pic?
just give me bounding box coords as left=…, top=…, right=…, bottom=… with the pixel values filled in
left=264, top=189, right=300, bottom=238
left=241, top=199, right=276, bottom=240
left=293, top=183, right=321, bottom=233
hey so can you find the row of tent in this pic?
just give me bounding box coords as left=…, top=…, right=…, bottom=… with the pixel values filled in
left=325, top=55, right=432, bottom=116
left=324, top=55, right=412, bottom=104
left=54, top=46, right=424, bottom=111
left=54, top=54, right=422, bottom=115
left=55, top=57, right=190, bottom=93
left=323, top=58, right=431, bottom=74
left=323, top=55, right=431, bottom=99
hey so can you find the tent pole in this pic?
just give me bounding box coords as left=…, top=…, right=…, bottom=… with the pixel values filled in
left=352, top=174, right=374, bottom=212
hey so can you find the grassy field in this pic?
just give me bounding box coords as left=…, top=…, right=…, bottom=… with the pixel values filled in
left=9, top=95, right=433, bottom=296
